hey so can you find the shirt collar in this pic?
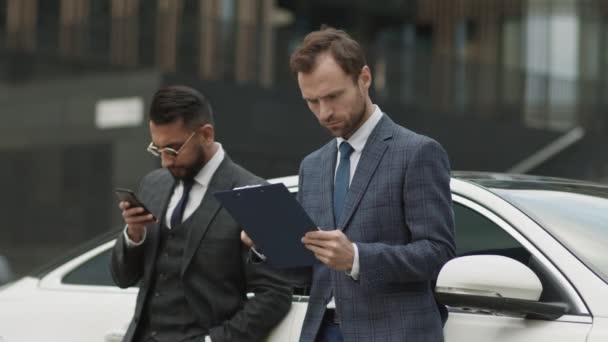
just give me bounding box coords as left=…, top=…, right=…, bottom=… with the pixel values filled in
left=190, top=142, right=225, bottom=188
left=336, top=105, right=383, bottom=152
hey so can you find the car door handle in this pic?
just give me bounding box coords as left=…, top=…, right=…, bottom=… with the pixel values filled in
left=104, top=329, right=125, bottom=342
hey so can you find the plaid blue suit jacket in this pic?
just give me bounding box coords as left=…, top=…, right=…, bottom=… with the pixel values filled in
left=297, top=114, right=456, bottom=342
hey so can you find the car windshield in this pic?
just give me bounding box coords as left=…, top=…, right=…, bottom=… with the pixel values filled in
left=489, top=183, right=608, bottom=284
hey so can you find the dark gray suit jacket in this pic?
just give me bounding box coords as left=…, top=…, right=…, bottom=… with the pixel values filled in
left=110, top=157, right=292, bottom=342
left=296, top=115, right=456, bottom=342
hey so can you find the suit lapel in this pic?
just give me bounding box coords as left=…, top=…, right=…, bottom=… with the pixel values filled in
left=338, top=115, right=394, bottom=229
left=181, top=157, right=236, bottom=276
left=320, top=142, right=338, bottom=229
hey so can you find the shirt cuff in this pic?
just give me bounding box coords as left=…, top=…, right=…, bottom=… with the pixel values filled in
left=205, top=335, right=211, bottom=342
left=123, top=225, right=146, bottom=247
left=346, top=243, right=359, bottom=280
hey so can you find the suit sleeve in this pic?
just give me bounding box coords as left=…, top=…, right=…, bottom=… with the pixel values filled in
left=208, top=246, right=293, bottom=342
left=356, top=139, right=456, bottom=290
left=109, top=179, right=148, bottom=289
left=110, top=229, right=145, bottom=288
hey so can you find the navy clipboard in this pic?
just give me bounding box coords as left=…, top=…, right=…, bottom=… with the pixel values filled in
left=214, top=183, right=317, bottom=268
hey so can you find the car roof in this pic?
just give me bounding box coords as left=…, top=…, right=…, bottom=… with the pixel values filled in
left=452, top=171, right=608, bottom=194
left=452, top=171, right=600, bottom=185
left=270, top=172, right=608, bottom=194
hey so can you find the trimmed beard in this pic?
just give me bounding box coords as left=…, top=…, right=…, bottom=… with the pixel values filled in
left=170, top=145, right=207, bottom=181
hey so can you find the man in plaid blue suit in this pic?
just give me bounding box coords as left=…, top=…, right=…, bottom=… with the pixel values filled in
left=291, top=27, right=455, bottom=342
left=244, top=27, right=455, bottom=342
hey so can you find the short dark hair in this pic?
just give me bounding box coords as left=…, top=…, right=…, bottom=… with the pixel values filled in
left=149, top=85, right=214, bottom=127
left=289, top=26, right=367, bottom=81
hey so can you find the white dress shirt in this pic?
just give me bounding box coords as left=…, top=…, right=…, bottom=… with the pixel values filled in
left=326, top=105, right=383, bottom=308
left=164, top=143, right=225, bottom=229
left=124, top=142, right=225, bottom=246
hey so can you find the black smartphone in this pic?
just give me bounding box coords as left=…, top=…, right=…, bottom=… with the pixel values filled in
left=114, top=188, right=156, bottom=220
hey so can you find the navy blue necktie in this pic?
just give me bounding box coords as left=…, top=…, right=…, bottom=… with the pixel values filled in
left=333, top=142, right=354, bottom=226
left=170, top=178, right=194, bottom=228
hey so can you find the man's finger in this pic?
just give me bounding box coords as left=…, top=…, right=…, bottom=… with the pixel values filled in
left=316, top=255, right=330, bottom=265
left=122, top=207, right=146, bottom=218
left=302, top=233, right=335, bottom=244
left=308, top=247, right=339, bottom=268
left=302, top=236, right=333, bottom=249
left=304, top=230, right=333, bottom=240
left=240, top=231, right=255, bottom=248
left=304, top=243, right=332, bottom=258
left=119, top=201, right=131, bottom=210
left=125, top=214, right=155, bottom=224
left=305, top=230, right=343, bottom=241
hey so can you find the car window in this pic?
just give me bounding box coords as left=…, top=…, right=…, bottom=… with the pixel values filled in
left=62, top=248, right=121, bottom=287
left=454, top=203, right=530, bottom=264
left=493, top=187, right=608, bottom=285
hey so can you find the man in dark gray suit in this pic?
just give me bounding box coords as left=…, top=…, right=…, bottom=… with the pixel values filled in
left=110, top=85, right=292, bottom=342
left=244, top=27, right=456, bottom=342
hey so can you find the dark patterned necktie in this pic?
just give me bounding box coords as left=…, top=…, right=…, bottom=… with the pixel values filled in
left=333, top=142, right=354, bottom=226
left=170, top=178, right=195, bottom=228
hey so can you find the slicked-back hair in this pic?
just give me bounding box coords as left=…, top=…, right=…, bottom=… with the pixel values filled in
left=289, top=26, right=366, bottom=82
left=149, top=85, right=214, bottom=128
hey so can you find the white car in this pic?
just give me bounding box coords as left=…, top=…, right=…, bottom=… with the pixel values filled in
left=0, top=173, right=607, bottom=342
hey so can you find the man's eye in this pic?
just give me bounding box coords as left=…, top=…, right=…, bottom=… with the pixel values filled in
left=327, top=92, right=341, bottom=100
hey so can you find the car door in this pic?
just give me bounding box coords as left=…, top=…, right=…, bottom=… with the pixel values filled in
left=37, top=240, right=137, bottom=342
left=443, top=196, right=592, bottom=342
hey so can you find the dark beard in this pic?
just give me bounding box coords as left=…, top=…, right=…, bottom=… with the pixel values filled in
left=343, top=95, right=368, bottom=139
left=170, top=147, right=207, bottom=181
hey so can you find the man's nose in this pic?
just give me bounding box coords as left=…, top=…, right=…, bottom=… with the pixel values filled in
left=160, top=153, right=174, bottom=168
left=318, top=101, right=333, bottom=122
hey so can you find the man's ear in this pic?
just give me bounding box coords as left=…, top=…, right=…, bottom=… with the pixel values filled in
left=358, top=65, right=372, bottom=90
left=198, top=124, right=215, bottom=145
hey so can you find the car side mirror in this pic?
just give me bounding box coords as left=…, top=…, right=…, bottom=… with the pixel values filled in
left=435, top=255, right=569, bottom=320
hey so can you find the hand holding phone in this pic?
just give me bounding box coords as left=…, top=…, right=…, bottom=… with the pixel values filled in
left=114, top=188, right=157, bottom=243
left=114, top=188, right=156, bottom=218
